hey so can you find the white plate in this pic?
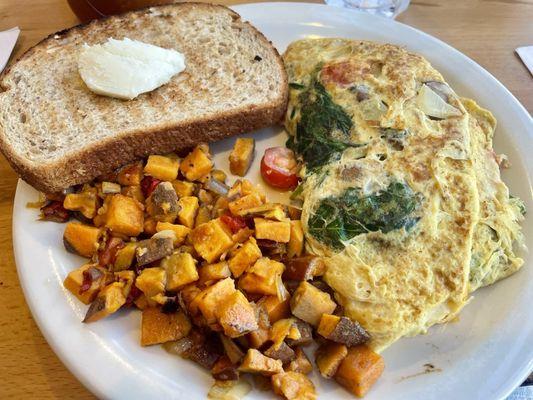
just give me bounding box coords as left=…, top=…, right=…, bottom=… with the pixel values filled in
left=12, top=3, right=533, bottom=399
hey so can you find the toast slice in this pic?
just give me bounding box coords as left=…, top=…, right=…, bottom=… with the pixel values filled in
left=0, top=3, right=287, bottom=193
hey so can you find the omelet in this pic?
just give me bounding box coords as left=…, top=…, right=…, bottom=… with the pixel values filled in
left=283, top=38, right=525, bottom=352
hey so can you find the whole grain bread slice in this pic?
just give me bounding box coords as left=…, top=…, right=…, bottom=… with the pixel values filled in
left=0, top=2, right=287, bottom=193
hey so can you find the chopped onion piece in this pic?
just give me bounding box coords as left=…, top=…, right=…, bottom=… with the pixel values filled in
left=417, top=84, right=462, bottom=119
left=208, top=379, right=252, bottom=400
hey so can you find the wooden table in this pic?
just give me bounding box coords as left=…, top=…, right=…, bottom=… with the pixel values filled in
left=0, top=0, right=531, bottom=398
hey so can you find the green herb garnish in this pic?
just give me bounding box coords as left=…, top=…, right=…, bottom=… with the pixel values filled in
left=292, top=79, right=356, bottom=170
left=308, top=181, right=422, bottom=249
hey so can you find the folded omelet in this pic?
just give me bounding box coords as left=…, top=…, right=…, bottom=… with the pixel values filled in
left=283, top=38, right=525, bottom=352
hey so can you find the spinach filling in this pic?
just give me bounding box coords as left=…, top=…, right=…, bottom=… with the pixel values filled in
left=288, top=79, right=357, bottom=170
left=308, top=182, right=422, bottom=249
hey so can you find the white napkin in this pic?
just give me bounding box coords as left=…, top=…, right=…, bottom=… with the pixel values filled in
left=0, top=27, right=20, bottom=73
left=516, top=46, right=533, bottom=76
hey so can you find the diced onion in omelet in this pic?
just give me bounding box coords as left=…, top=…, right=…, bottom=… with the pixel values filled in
left=416, top=84, right=462, bottom=119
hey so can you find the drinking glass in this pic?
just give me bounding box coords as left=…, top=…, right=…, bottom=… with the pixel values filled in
left=324, top=0, right=410, bottom=18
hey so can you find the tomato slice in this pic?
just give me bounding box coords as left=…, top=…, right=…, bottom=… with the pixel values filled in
left=261, top=147, right=300, bottom=190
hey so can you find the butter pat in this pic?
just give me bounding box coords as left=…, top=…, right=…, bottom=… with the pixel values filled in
left=78, top=37, right=185, bottom=100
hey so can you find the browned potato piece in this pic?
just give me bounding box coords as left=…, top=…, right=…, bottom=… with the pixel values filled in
left=229, top=138, right=255, bottom=176
left=180, top=145, right=213, bottom=181
left=316, top=342, right=348, bottom=378
left=283, top=256, right=326, bottom=281
left=105, top=194, right=144, bottom=236
left=271, top=372, right=316, bottom=400
left=194, top=205, right=211, bottom=227
left=286, top=319, right=313, bottom=347
left=83, top=282, right=126, bottom=323
left=190, top=218, right=234, bottom=263
left=218, top=290, right=258, bottom=338
left=239, top=349, right=283, bottom=376
left=269, top=318, right=300, bottom=349
left=264, top=342, right=296, bottom=364
left=211, top=355, right=239, bottom=381
left=239, top=257, right=284, bottom=296
left=247, top=305, right=271, bottom=349
left=198, top=261, right=231, bottom=286
left=63, top=222, right=101, bottom=258
left=287, top=205, right=302, bottom=221
left=254, top=218, right=291, bottom=243
left=161, top=251, right=199, bottom=291
left=121, top=185, right=144, bottom=203
left=220, top=334, right=245, bottom=364
left=117, top=162, right=143, bottom=186
left=143, top=217, right=158, bottom=236
left=258, top=295, right=291, bottom=324
left=287, top=220, right=304, bottom=258
left=140, top=307, right=192, bottom=346
left=155, top=222, right=190, bottom=246
left=290, top=281, right=337, bottom=326
left=228, top=237, right=262, bottom=278
left=63, top=185, right=99, bottom=219
left=146, top=182, right=179, bottom=223
left=318, top=314, right=371, bottom=347
left=144, top=154, right=180, bottom=181
left=136, top=237, right=174, bottom=267
left=64, top=264, right=107, bottom=305
left=113, top=242, right=137, bottom=271
left=334, top=345, right=385, bottom=397
left=286, top=348, right=313, bottom=375
left=228, top=193, right=263, bottom=215
left=196, top=277, right=236, bottom=324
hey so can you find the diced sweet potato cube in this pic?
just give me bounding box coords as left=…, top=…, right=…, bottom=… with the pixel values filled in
left=229, top=138, right=255, bottom=176
left=135, top=267, right=166, bottom=298
left=64, top=264, right=107, bottom=305
left=211, top=169, right=227, bottom=183
left=241, top=179, right=266, bottom=201
left=198, top=261, right=231, bottom=286
left=228, top=237, right=262, bottom=278
left=144, top=154, right=180, bottom=181
left=179, top=284, right=202, bottom=315
left=141, top=307, right=192, bottom=346
left=105, top=194, right=144, bottom=236
left=117, top=162, right=143, bottom=186
left=63, top=222, right=101, bottom=258
left=218, top=290, right=258, bottom=338
left=213, top=196, right=229, bottom=217
left=121, top=185, right=144, bottom=203
left=287, top=220, right=304, bottom=258
left=161, top=251, right=198, bottom=291
left=146, top=182, right=179, bottom=222
left=135, top=237, right=174, bottom=266
left=196, top=277, right=236, bottom=324
left=286, top=348, right=313, bottom=375
left=156, top=222, right=190, bottom=246
left=228, top=193, right=263, bottom=215
left=290, top=281, right=337, bottom=326
left=211, top=355, right=239, bottom=381
left=190, top=218, right=234, bottom=263
left=180, top=145, right=213, bottom=181
left=63, top=185, right=99, bottom=219
left=83, top=281, right=126, bottom=322
left=283, top=256, right=326, bottom=281
left=318, top=314, right=371, bottom=346
left=334, top=345, right=385, bottom=397
left=171, top=180, right=195, bottom=197
left=239, top=349, right=283, bottom=376
left=247, top=305, right=271, bottom=349
left=316, top=342, right=348, bottom=378
left=114, top=270, right=135, bottom=298
left=178, top=196, right=199, bottom=228
left=264, top=342, right=296, bottom=364
left=194, top=205, right=211, bottom=227
left=143, top=217, right=158, bottom=235
left=113, top=242, right=137, bottom=271
left=271, top=372, right=316, bottom=400
left=269, top=318, right=298, bottom=349
left=254, top=218, right=291, bottom=243
left=287, top=205, right=302, bottom=221
left=258, top=295, right=291, bottom=324
left=239, top=257, right=284, bottom=296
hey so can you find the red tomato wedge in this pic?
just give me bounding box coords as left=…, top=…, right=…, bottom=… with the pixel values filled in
left=260, top=147, right=300, bottom=190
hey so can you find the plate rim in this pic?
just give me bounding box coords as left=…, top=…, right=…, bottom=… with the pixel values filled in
left=12, top=2, right=533, bottom=399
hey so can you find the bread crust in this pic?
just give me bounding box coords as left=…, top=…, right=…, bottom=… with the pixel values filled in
left=0, top=2, right=288, bottom=194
